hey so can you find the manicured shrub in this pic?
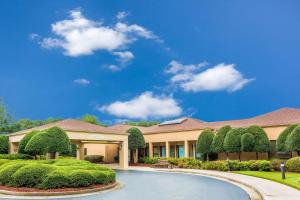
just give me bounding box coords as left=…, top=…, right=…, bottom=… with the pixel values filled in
left=247, top=125, right=271, bottom=153
left=25, top=131, right=48, bottom=156
left=212, top=125, right=231, bottom=153
left=90, top=170, right=116, bottom=184
left=11, top=164, right=55, bottom=187
left=0, top=163, right=27, bottom=184
left=270, top=159, right=282, bottom=171
left=286, top=157, right=300, bottom=173
left=202, top=161, right=228, bottom=171
left=0, top=154, right=33, bottom=160
left=241, top=133, right=255, bottom=152
left=141, top=157, right=159, bottom=164
left=224, top=129, right=242, bottom=153
left=168, top=158, right=202, bottom=169
left=68, top=170, right=94, bottom=187
left=0, top=135, right=8, bottom=154
left=128, top=127, right=145, bottom=163
left=45, top=127, right=71, bottom=155
left=18, top=131, right=39, bottom=154
left=276, top=124, right=298, bottom=152
left=196, top=129, right=215, bottom=161
left=84, top=155, right=104, bottom=163
left=285, top=125, right=300, bottom=155
left=39, top=171, right=70, bottom=189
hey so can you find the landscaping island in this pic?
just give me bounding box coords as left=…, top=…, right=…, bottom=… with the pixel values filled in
left=0, top=158, right=117, bottom=196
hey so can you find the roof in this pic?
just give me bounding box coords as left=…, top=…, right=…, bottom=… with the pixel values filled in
left=141, top=108, right=300, bottom=134
left=9, top=119, right=126, bottom=136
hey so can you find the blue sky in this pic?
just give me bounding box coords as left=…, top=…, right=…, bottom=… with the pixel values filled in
left=1, top=0, right=300, bottom=124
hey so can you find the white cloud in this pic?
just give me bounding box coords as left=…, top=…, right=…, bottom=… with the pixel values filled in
left=36, top=9, right=158, bottom=61
left=179, top=63, right=254, bottom=92
left=112, top=51, right=134, bottom=64
left=165, top=60, right=207, bottom=74
left=99, top=91, right=182, bottom=119
left=105, top=64, right=122, bottom=72
left=73, top=78, right=90, bottom=86
left=116, top=11, right=129, bottom=20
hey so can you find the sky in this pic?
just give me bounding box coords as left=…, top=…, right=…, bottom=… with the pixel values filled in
left=1, top=0, right=300, bottom=124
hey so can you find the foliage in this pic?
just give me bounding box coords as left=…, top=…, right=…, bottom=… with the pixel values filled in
left=202, top=161, right=229, bottom=171
left=81, top=114, right=107, bottom=126
left=247, top=125, right=271, bottom=152
left=0, top=158, right=116, bottom=189
left=270, top=159, right=282, bottom=171
left=0, top=154, right=33, bottom=160
left=276, top=124, right=298, bottom=152
left=0, top=135, right=8, bottom=154
left=224, top=129, right=242, bottom=153
left=127, top=127, right=145, bottom=150
left=18, top=131, right=39, bottom=154
left=84, top=155, right=104, bottom=163
left=241, top=133, right=255, bottom=152
left=44, top=127, right=71, bottom=154
left=125, top=121, right=160, bottom=127
left=140, top=157, right=159, bottom=164
left=286, top=157, right=300, bottom=173
left=285, top=125, right=300, bottom=153
left=0, top=98, right=13, bottom=134
left=211, top=125, right=231, bottom=153
left=24, top=131, right=49, bottom=156
left=167, top=158, right=202, bottom=169
left=11, top=164, right=55, bottom=187
left=196, top=129, right=214, bottom=156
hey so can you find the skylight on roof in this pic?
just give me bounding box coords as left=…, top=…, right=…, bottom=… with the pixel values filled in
left=159, top=118, right=186, bottom=126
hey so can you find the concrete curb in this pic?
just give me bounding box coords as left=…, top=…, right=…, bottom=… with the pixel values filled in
left=0, top=181, right=121, bottom=198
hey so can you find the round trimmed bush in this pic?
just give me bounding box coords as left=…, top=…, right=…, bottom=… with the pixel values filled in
left=286, top=157, right=300, bottom=173
left=39, top=171, right=70, bottom=189
left=0, top=163, right=27, bottom=185
left=11, top=164, right=55, bottom=187
left=45, top=127, right=71, bottom=154
left=241, top=133, right=255, bottom=152
left=276, top=124, right=297, bottom=152
left=224, top=129, right=242, bottom=153
left=89, top=170, right=115, bottom=184
left=196, top=129, right=215, bottom=161
left=68, top=170, right=94, bottom=187
left=0, top=135, right=8, bottom=154
left=18, top=131, right=39, bottom=154
left=247, top=125, right=271, bottom=153
left=24, top=131, right=49, bottom=156
left=270, top=159, right=282, bottom=171
left=212, top=125, right=231, bottom=153
left=285, top=125, right=300, bottom=154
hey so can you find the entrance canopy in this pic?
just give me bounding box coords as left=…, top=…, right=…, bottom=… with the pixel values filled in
left=8, top=119, right=129, bottom=169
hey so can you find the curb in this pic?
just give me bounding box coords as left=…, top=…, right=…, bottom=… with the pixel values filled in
left=0, top=181, right=121, bottom=197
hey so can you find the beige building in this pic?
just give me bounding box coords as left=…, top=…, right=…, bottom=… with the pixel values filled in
left=7, top=107, right=300, bottom=164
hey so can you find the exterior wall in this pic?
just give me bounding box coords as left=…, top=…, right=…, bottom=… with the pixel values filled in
left=263, top=126, right=287, bottom=140
left=83, top=143, right=118, bottom=163
left=144, top=130, right=203, bottom=143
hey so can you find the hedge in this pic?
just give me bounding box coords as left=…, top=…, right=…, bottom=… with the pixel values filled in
left=0, top=158, right=116, bottom=189
left=286, top=157, right=300, bottom=173
left=0, top=135, right=8, bottom=154
left=212, top=125, right=231, bottom=153
left=285, top=125, right=300, bottom=154
left=84, top=155, right=104, bottom=163
left=0, top=154, right=33, bottom=160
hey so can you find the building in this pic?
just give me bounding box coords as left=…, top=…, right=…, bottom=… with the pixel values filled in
left=7, top=107, right=300, bottom=165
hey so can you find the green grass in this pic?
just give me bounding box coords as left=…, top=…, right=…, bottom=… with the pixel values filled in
left=234, top=171, right=300, bottom=190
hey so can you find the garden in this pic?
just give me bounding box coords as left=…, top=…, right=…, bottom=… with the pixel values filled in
left=0, top=126, right=116, bottom=194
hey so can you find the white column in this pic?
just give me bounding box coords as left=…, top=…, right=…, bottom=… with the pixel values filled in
left=119, top=140, right=128, bottom=169
left=149, top=142, right=153, bottom=158
left=76, top=143, right=84, bottom=160
left=184, top=140, right=189, bottom=158
left=166, top=141, right=170, bottom=158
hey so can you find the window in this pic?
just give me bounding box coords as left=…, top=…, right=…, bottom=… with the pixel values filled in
left=170, top=145, right=175, bottom=157
left=160, top=146, right=166, bottom=157
left=153, top=146, right=159, bottom=157
left=177, top=145, right=185, bottom=158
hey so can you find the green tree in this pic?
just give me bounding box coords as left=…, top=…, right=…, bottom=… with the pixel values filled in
left=224, top=129, right=242, bottom=157
left=247, top=125, right=271, bottom=153
left=0, top=135, right=8, bottom=154
left=81, top=114, right=107, bottom=127
left=127, top=127, right=145, bottom=163
left=196, top=129, right=214, bottom=161
left=45, top=127, right=71, bottom=156
left=0, top=99, right=13, bottom=134
left=125, top=121, right=160, bottom=127
left=211, top=125, right=231, bottom=153
left=241, top=133, right=255, bottom=152
left=18, top=131, right=39, bottom=154
left=24, top=131, right=48, bottom=157
left=276, top=124, right=298, bottom=152
left=285, top=125, right=300, bottom=155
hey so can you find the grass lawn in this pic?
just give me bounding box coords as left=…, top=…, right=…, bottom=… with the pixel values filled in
left=234, top=171, right=300, bottom=190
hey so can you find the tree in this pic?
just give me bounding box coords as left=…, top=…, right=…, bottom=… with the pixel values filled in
left=241, top=133, right=255, bottom=152
left=25, top=127, right=71, bottom=159
left=285, top=125, right=300, bottom=155
left=276, top=124, right=297, bottom=152
left=224, top=129, right=242, bottom=158
left=247, top=125, right=271, bottom=153
left=127, top=127, right=145, bottom=163
left=0, top=135, right=8, bottom=154
left=125, top=121, right=160, bottom=127
left=196, top=129, right=214, bottom=161
left=0, top=99, right=13, bottom=134
left=18, top=131, right=39, bottom=154
left=211, top=125, right=231, bottom=153
left=81, top=114, right=107, bottom=127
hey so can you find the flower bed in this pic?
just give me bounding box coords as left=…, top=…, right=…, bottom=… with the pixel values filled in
left=0, top=158, right=116, bottom=190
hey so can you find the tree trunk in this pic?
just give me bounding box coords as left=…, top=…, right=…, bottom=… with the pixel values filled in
left=133, top=149, right=138, bottom=163
left=206, top=153, right=209, bottom=161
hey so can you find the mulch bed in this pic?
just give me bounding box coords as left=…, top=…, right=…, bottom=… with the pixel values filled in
left=129, top=163, right=154, bottom=167
left=0, top=182, right=115, bottom=193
